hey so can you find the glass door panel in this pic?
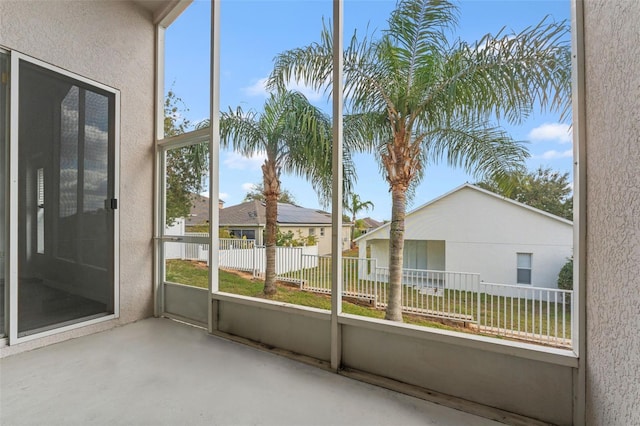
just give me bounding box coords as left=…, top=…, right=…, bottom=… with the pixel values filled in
left=0, top=51, right=8, bottom=337
left=17, top=60, right=116, bottom=336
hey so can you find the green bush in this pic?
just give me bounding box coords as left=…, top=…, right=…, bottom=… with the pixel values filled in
left=557, top=258, right=573, bottom=290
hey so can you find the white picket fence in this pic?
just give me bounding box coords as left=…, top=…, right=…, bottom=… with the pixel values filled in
left=164, top=232, right=210, bottom=262
left=165, top=236, right=319, bottom=279
left=218, top=238, right=318, bottom=282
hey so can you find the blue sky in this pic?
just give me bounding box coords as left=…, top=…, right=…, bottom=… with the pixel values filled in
left=165, top=0, right=572, bottom=221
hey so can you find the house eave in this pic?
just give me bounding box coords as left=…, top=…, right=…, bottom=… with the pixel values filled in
left=354, top=183, right=573, bottom=243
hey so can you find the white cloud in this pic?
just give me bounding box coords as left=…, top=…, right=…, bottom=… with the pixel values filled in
left=286, top=80, right=324, bottom=102
left=241, top=182, right=257, bottom=192
left=223, top=151, right=266, bottom=170
left=243, top=78, right=269, bottom=97
left=218, top=192, right=229, bottom=200
left=241, top=76, right=324, bottom=102
left=534, top=149, right=573, bottom=160
left=476, top=35, right=516, bottom=54
left=528, top=123, right=572, bottom=144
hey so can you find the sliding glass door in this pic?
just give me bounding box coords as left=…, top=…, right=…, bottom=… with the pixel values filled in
left=0, top=51, right=8, bottom=338
left=11, top=56, right=118, bottom=338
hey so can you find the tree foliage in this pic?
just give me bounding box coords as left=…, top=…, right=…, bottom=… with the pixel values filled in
left=344, top=193, right=374, bottom=223
left=477, top=166, right=573, bottom=220
left=243, top=182, right=297, bottom=204
left=344, top=193, right=374, bottom=242
left=557, top=257, right=573, bottom=290
left=276, top=229, right=316, bottom=247
left=164, top=90, right=209, bottom=225
left=268, top=0, right=571, bottom=321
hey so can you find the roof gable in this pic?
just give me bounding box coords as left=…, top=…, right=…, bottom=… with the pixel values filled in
left=355, top=183, right=572, bottom=242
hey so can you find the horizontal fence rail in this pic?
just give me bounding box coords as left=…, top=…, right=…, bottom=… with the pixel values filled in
left=168, top=236, right=572, bottom=348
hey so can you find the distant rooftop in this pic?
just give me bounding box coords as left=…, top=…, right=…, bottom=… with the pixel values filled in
left=219, top=201, right=334, bottom=226
left=186, top=194, right=224, bottom=226
left=361, top=217, right=383, bottom=229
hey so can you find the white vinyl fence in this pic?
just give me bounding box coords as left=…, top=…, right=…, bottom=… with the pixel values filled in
left=218, top=238, right=318, bottom=281
left=165, top=237, right=319, bottom=279
left=164, top=232, right=210, bottom=262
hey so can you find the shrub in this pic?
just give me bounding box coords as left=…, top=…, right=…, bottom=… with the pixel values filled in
left=557, top=258, right=573, bottom=290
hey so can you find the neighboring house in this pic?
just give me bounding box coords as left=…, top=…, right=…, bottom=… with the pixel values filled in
left=219, top=201, right=352, bottom=255
left=359, top=217, right=383, bottom=234
left=355, top=184, right=573, bottom=289
left=185, top=194, right=224, bottom=227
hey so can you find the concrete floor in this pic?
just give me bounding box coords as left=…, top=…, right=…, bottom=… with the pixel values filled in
left=1, top=318, right=501, bottom=426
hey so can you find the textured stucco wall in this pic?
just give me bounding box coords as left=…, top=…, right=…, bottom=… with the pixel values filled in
left=0, top=0, right=156, bottom=354
left=583, top=0, right=640, bottom=424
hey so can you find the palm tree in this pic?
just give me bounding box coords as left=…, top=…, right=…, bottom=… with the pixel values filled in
left=344, top=193, right=374, bottom=224
left=212, top=90, right=334, bottom=295
left=344, top=193, right=374, bottom=242
left=268, top=0, right=571, bottom=321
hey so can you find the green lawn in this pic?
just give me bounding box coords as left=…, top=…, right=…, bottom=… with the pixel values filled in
left=165, top=259, right=571, bottom=342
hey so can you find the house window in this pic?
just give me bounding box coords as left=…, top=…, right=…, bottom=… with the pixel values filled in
left=517, top=253, right=532, bottom=284
left=320, top=228, right=325, bottom=237
left=230, top=229, right=255, bottom=240
left=308, top=228, right=315, bottom=237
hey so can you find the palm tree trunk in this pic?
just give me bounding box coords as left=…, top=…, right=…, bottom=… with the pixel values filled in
left=263, top=161, right=279, bottom=295
left=351, top=213, right=357, bottom=248
left=385, top=187, right=406, bottom=321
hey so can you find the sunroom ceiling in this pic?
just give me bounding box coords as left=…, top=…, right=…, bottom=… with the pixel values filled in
left=133, top=0, right=187, bottom=24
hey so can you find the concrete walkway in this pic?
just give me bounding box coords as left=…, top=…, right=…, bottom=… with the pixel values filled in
left=1, top=318, right=501, bottom=426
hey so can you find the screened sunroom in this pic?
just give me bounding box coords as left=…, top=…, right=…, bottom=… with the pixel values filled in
left=1, top=1, right=639, bottom=425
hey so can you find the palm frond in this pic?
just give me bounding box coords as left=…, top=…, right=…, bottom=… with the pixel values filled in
left=422, top=117, right=530, bottom=187
left=417, top=17, right=571, bottom=125
left=267, top=19, right=334, bottom=96
left=219, top=108, right=266, bottom=157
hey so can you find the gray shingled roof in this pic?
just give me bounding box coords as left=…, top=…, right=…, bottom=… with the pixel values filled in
left=186, top=193, right=210, bottom=226
left=218, top=200, right=265, bottom=226
left=361, top=217, right=383, bottom=229
left=219, top=201, right=333, bottom=226
left=186, top=194, right=225, bottom=225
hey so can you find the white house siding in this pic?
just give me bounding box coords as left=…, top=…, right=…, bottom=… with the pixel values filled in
left=277, top=225, right=351, bottom=255
left=0, top=0, right=156, bottom=348
left=368, top=240, right=389, bottom=268
left=358, top=186, right=572, bottom=288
